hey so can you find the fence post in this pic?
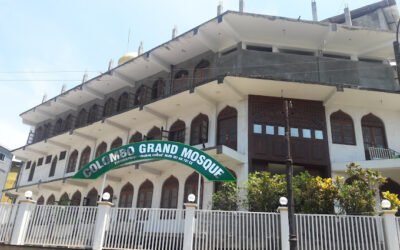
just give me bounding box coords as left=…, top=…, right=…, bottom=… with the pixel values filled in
left=183, top=203, right=197, bottom=250
left=10, top=199, right=36, bottom=245
left=278, top=206, right=290, bottom=250
left=381, top=210, right=400, bottom=250
left=92, top=201, right=113, bottom=250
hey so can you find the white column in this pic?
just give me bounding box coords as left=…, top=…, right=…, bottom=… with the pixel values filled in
left=382, top=210, right=400, bottom=250
left=278, top=206, right=289, bottom=250
left=92, top=201, right=113, bottom=250
left=10, top=199, right=36, bottom=245
left=183, top=203, right=197, bottom=250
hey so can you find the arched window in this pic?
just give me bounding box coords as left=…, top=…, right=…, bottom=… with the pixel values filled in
left=362, top=114, right=387, bottom=149
left=75, top=109, right=88, bottom=128
left=86, top=188, right=98, bottom=206
left=95, top=142, right=107, bottom=158
left=330, top=110, right=356, bottom=145
left=190, top=114, right=209, bottom=145
left=66, top=150, right=78, bottom=173
left=35, top=126, right=43, bottom=142
left=137, top=180, right=153, bottom=208
left=184, top=172, right=204, bottom=208
left=49, top=156, right=57, bottom=177
left=46, top=194, right=56, bottom=205
left=87, top=104, right=99, bottom=124
left=54, top=118, right=63, bottom=135
left=169, top=120, right=185, bottom=143
left=152, top=79, right=165, bottom=100
left=59, top=193, right=70, bottom=206
left=117, top=92, right=129, bottom=112
left=103, top=185, right=114, bottom=202
left=173, top=70, right=189, bottom=93
left=194, top=60, right=210, bottom=84
left=28, top=162, right=36, bottom=182
left=146, top=127, right=161, bottom=140
left=78, top=146, right=91, bottom=170
left=160, top=176, right=179, bottom=208
left=103, top=98, right=116, bottom=117
left=64, top=115, right=74, bottom=132
left=129, top=132, right=143, bottom=143
left=217, top=106, right=238, bottom=150
left=37, top=196, right=45, bottom=205
left=71, top=191, right=82, bottom=206
left=111, top=137, right=123, bottom=149
left=119, top=183, right=134, bottom=207
left=134, top=85, right=146, bottom=106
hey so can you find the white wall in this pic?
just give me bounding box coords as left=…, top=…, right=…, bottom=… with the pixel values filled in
left=17, top=99, right=248, bottom=208
left=0, top=149, right=12, bottom=200
left=325, top=104, right=400, bottom=168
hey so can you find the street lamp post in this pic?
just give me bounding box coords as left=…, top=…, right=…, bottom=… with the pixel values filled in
left=284, top=100, right=297, bottom=250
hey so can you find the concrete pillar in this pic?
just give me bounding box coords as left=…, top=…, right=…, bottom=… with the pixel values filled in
left=344, top=6, right=352, bottom=26
left=217, top=1, right=223, bottom=16
left=172, top=26, right=178, bottom=39
left=311, top=0, right=318, bottom=21
left=239, top=0, right=244, bottom=13
left=381, top=210, right=400, bottom=250
left=10, top=199, right=36, bottom=245
left=92, top=201, right=113, bottom=250
left=183, top=203, right=197, bottom=250
left=278, top=206, right=289, bottom=250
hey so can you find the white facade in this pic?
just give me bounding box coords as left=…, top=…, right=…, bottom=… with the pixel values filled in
left=9, top=7, right=400, bottom=205
left=0, top=146, right=12, bottom=200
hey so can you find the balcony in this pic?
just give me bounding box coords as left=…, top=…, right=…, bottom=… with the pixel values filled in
left=368, top=147, right=400, bottom=160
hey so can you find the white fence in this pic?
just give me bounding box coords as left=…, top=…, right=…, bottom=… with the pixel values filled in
left=397, top=217, right=400, bottom=249
left=103, top=208, right=185, bottom=250
left=296, top=214, right=386, bottom=250
left=0, top=203, right=17, bottom=243
left=194, top=210, right=281, bottom=250
left=24, top=205, right=97, bottom=248
left=0, top=202, right=399, bottom=250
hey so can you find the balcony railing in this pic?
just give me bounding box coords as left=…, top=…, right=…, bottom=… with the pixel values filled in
left=368, top=147, right=400, bottom=160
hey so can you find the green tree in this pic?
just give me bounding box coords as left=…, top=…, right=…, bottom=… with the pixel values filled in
left=293, top=172, right=337, bottom=214
left=335, top=163, right=386, bottom=215
left=245, top=172, right=287, bottom=212
left=212, top=182, right=239, bottom=211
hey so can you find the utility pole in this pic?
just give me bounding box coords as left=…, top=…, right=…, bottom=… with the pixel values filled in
left=284, top=99, right=297, bottom=250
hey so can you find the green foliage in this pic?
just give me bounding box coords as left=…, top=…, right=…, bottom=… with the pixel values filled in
left=382, top=191, right=400, bottom=210
left=335, top=163, right=386, bottom=215
left=212, top=182, right=239, bottom=211
left=212, top=163, right=387, bottom=215
left=245, top=172, right=287, bottom=212
left=293, top=172, right=336, bottom=214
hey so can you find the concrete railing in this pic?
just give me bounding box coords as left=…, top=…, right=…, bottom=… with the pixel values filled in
left=3, top=200, right=400, bottom=250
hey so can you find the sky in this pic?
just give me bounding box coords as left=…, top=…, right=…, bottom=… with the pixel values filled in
left=0, top=0, right=390, bottom=150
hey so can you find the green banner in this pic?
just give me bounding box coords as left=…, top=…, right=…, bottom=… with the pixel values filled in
left=72, top=140, right=236, bottom=182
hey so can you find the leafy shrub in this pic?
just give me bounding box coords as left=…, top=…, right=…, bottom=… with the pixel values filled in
left=212, top=182, right=239, bottom=211
left=382, top=191, right=400, bottom=210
